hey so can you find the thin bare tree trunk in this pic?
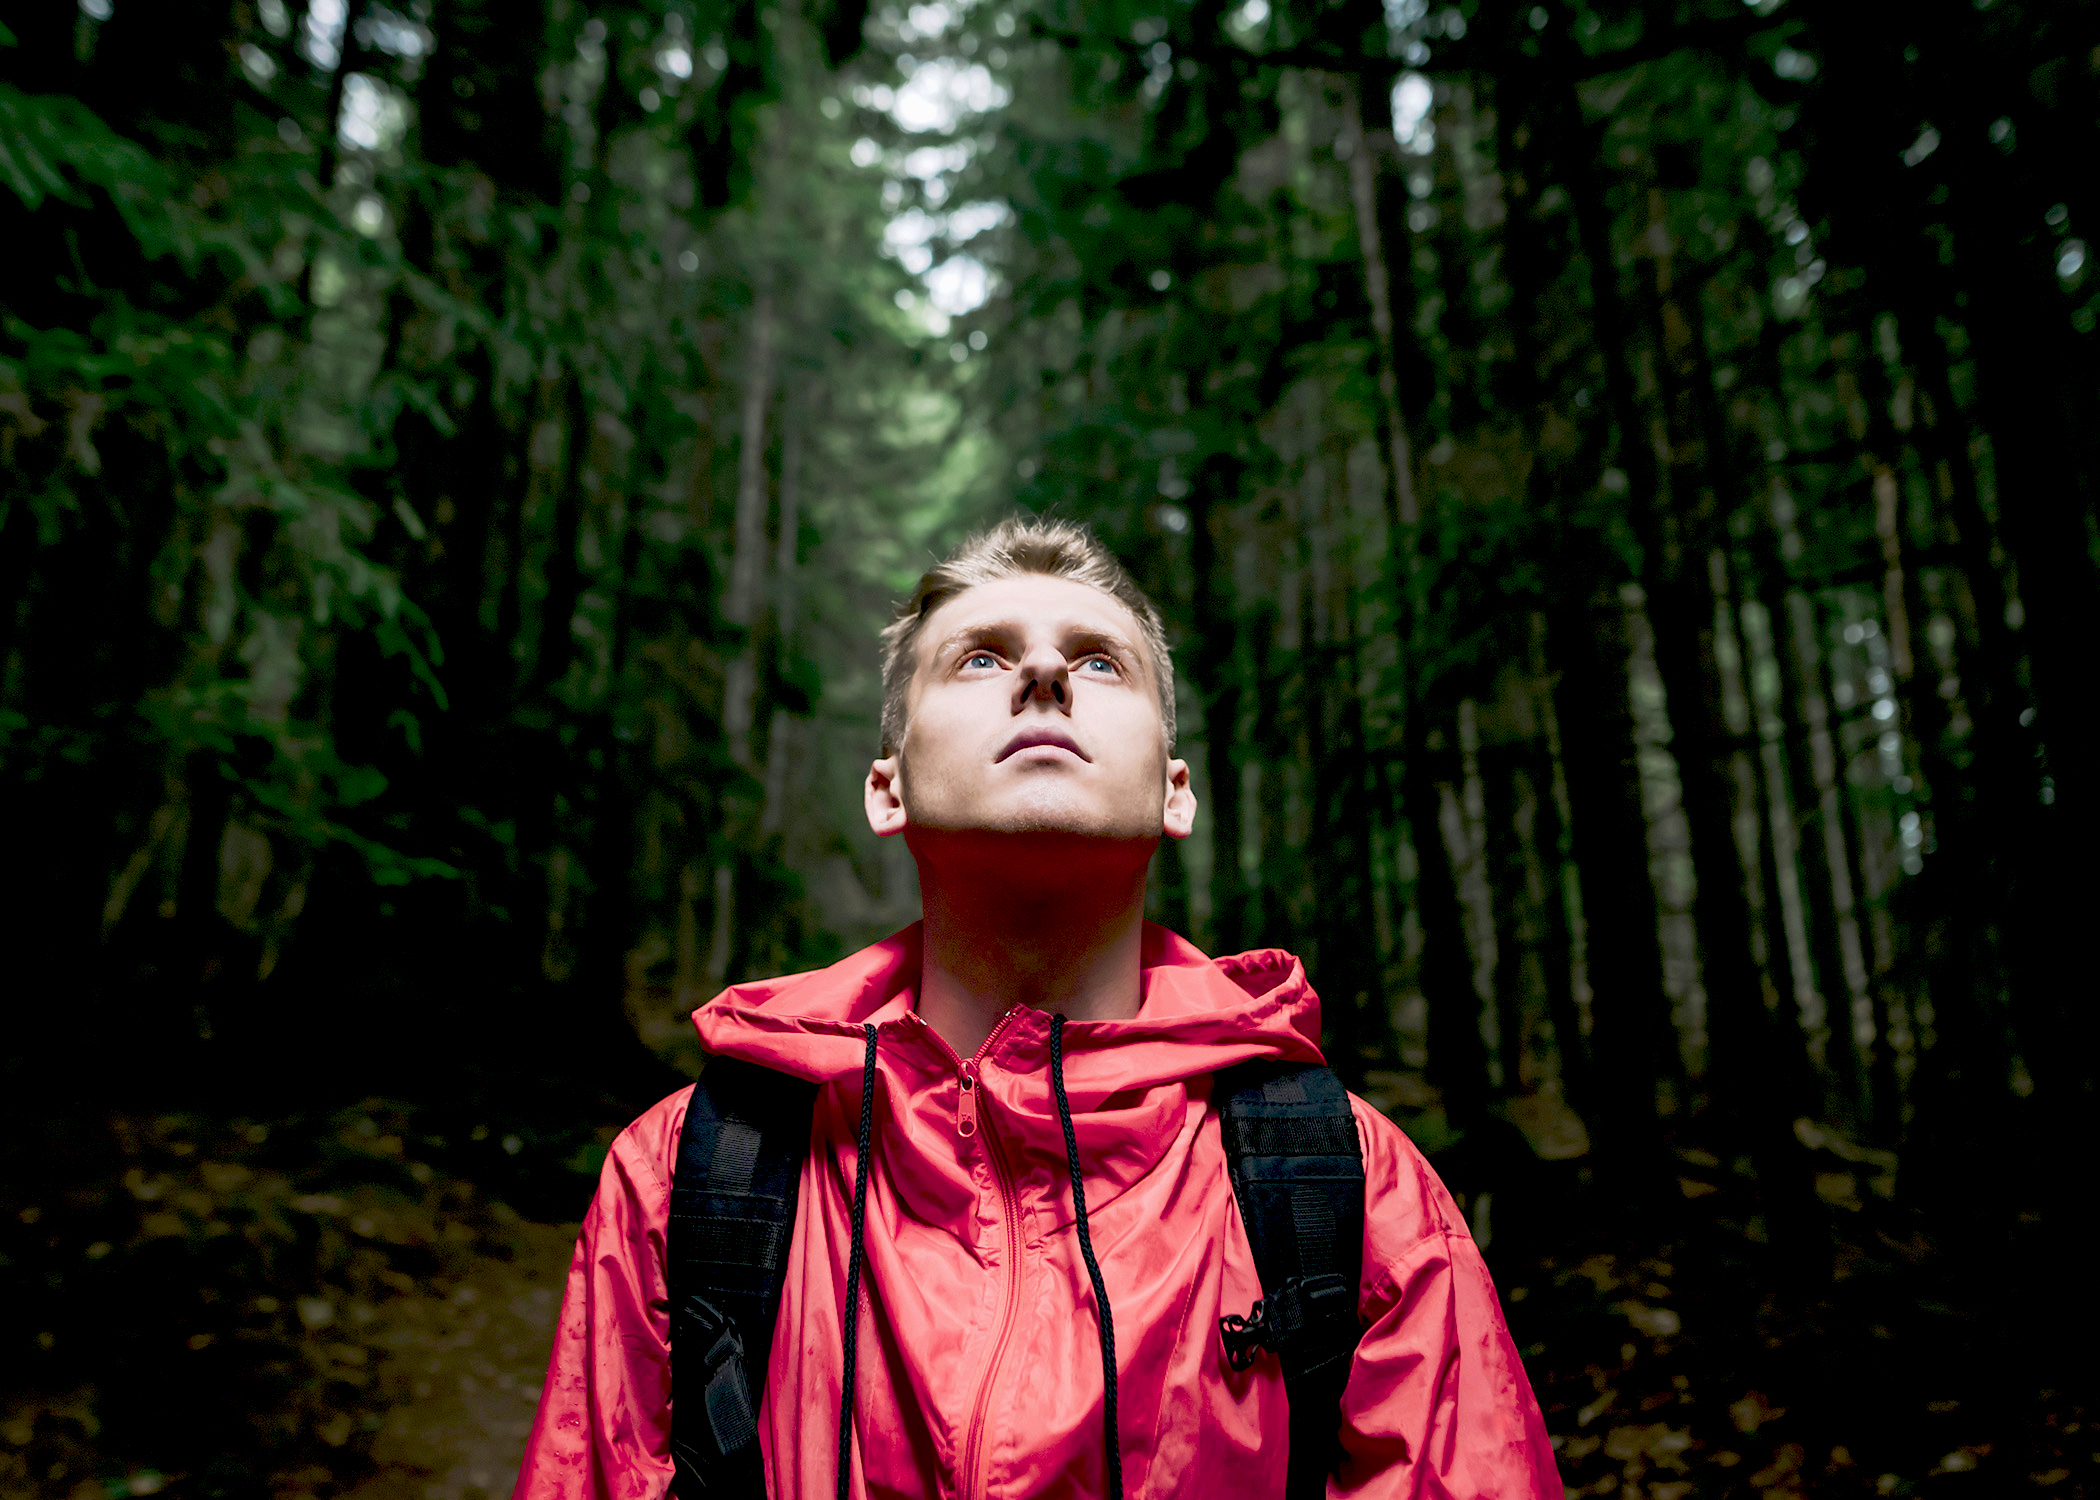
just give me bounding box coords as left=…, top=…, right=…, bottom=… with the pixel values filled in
left=704, top=291, right=778, bottom=990
left=1187, top=461, right=1247, bottom=956
left=1781, top=587, right=1878, bottom=1115
left=1526, top=614, right=1592, bottom=1103
left=1342, top=85, right=1418, bottom=530
left=759, top=411, right=803, bottom=844
left=1736, top=590, right=1828, bottom=1079
left=1340, top=77, right=1480, bottom=1109
left=721, top=293, right=778, bottom=765
left=1483, top=743, right=1532, bottom=1099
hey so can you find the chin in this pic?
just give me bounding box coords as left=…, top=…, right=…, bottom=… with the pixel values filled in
left=911, top=791, right=1151, bottom=843
left=981, top=798, right=1117, bottom=837
left=991, top=813, right=1127, bottom=839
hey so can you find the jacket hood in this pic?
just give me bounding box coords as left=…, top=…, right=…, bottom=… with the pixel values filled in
left=691, top=921, right=1326, bottom=1089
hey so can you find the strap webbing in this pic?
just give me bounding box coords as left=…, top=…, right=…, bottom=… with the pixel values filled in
left=1217, top=1062, right=1367, bottom=1500
left=667, top=1059, right=819, bottom=1498
left=666, top=1056, right=1365, bottom=1498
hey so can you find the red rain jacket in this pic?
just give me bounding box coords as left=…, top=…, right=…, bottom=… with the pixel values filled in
left=515, top=925, right=1559, bottom=1499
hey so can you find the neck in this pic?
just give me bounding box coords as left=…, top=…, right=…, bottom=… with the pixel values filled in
left=910, top=831, right=1154, bottom=1059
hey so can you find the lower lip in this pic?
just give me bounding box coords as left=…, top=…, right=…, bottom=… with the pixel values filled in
left=1006, top=743, right=1083, bottom=760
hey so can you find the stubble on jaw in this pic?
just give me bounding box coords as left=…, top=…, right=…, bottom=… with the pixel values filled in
left=896, top=741, right=1171, bottom=842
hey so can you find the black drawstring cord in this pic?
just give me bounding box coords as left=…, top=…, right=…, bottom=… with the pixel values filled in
left=836, top=1022, right=878, bottom=1500
left=1051, top=1014, right=1123, bottom=1500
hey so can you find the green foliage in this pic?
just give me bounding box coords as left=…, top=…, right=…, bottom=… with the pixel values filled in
left=0, top=85, right=183, bottom=254
left=4, top=0, right=2091, bottom=1176
left=2, top=0, right=991, bottom=1083
left=5, top=3, right=2099, bottom=1493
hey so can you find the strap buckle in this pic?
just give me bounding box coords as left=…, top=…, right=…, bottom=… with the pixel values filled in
left=1218, top=1273, right=1355, bottom=1372
left=1219, top=1302, right=1269, bottom=1371
left=684, top=1294, right=744, bottom=1370
left=673, top=1295, right=761, bottom=1464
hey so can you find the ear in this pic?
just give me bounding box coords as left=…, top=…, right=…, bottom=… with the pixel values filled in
left=1162, top=757, right=1197, bottom=840
left=865, top=754, right=908, bottom=838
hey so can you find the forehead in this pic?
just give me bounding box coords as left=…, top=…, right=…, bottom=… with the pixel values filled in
left=915, top=573, right=1149, bottom=665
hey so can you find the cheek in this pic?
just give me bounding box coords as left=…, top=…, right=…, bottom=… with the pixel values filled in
left=1098, top=703, right=1169, bottom=774
left=902, top=688, right=995, bottom=773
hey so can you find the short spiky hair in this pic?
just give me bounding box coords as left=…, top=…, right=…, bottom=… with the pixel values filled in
left=878, top=517, right=1175, bottom=756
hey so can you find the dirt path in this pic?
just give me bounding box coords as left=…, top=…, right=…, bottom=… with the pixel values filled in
left=344, top=1220, right=576, bottom=1500
left=0, top=1108, right=594, bottom=1500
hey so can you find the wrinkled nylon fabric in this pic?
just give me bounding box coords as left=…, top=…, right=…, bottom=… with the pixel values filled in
left=514, top=924, right=1559, bottom=1500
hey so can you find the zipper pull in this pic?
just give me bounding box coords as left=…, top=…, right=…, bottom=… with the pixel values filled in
left=958, top=1060, right=979, bottom=1137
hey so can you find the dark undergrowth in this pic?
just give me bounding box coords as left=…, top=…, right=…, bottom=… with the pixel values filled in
left=2, top=1078, right=2090, bottom=1500
left=1435, top=1095, right=2097, bottom=1499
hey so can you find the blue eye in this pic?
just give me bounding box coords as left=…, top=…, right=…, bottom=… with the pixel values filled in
left=1082, top=658, right=1117, bottom=673
left=964, top=652, right=998, bottom=669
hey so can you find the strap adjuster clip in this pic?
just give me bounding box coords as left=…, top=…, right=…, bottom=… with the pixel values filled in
left=1219, top=1302, right=1269, bottom=1370
left=683, top=1294, right=745, bottom=1371
left=1218, top=1273, right=1355, bottom=1371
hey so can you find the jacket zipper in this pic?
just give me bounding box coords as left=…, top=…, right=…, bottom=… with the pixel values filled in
left=913, top=1007, right=1027, bottom=1500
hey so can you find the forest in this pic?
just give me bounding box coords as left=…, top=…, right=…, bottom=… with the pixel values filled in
left=2, top=0, right=2096, bottom=1495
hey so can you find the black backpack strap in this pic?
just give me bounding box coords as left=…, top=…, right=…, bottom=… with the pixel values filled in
left=667, top=1059, right=819, bottom=1498
left=1216, top=1062, right=1367, bottom=1500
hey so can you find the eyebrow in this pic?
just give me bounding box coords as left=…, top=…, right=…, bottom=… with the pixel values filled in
left=930, top=620, right=1144, bottom=667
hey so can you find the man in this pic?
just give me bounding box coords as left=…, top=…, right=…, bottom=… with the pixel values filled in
left=515, top=518, right=1559, bottom=1498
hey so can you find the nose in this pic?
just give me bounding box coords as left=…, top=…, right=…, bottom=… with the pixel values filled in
left=1014, top=639, right=1071, bottom=712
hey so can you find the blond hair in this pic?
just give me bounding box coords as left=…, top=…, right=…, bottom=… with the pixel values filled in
left=878, top=517, right=1175, bottom=756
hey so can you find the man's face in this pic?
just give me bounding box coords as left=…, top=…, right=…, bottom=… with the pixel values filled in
left=864, top=573, right=1195, bottom=845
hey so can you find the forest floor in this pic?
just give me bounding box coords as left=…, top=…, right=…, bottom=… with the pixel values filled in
left=1, top=1095, right=2091, bottom=1500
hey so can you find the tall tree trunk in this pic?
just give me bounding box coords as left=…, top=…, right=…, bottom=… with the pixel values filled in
left=1340, top=73, right=1479, bottom=1104
left=1939, top=101, right=2100, bottom=932
left=1609, top=173, right=1823, bottom=1259
left=312, top=0, right=374, bottom=195
left=1526, top=737, right=1589, bottom=1110
left=759, top=405, right=804, bottom=846
left=1778, top=586, right=1884, bottom=1128
left=535, top=373, right=593, bottom=694
left=1728, top=308, right=1881, bottom=1124
left=1500, top=46, right=1666, bottom=1155
left=1342, top=79, right=1419, bottom=532
left=1188, top=457, right=1248, bottom=956
left=1482, top=745, right=1533, bottom=1099
left=1635, top=227, right=1816, bottom=1158
left=1843, top=316, right=2025, bottom=1139
left=1811, top=8, right=2089, bottom=1115
left=1544, top=588, right=1675, bottom=1151
left=1721, top=568, right=1824, bottom=1085
left=1753, top=558, right=1872, bottom=1120
left=576, top=383, right=656, bottom=1052
left=300, top=0, right=374, bottom=321
left=1878, top=461, right=2016, bottom=1147
left=1558, top=121, right=1765, bottom=1132
left=1403, top=741, right=1491, bottom=1127
left=705, top=291, right=778, bottom=989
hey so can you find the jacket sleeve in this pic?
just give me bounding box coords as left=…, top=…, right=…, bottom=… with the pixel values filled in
left=513, top=1092, right=688, bottom=1500
left=1332, top=1099, right=1562, bottom=1500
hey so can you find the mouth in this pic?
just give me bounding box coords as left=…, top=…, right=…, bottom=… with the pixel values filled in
left=996, top=727, right=1091, bottom=763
